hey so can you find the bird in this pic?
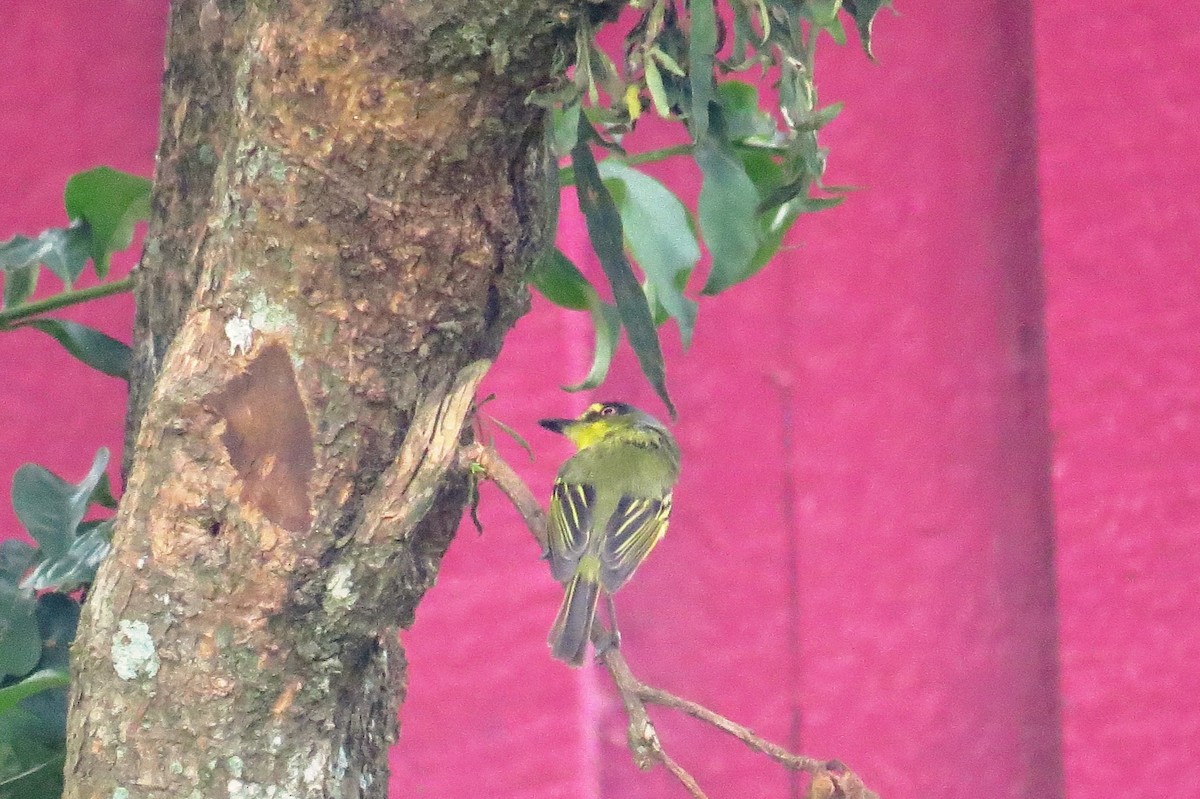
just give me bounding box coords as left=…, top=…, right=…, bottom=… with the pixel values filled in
left=538, top=401, right=681, bottom=666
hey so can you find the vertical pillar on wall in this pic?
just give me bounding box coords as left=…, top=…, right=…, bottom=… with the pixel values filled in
left=785, top=1, right=1064, bottom=797
left=1033, top=3, right=1200, bottom=795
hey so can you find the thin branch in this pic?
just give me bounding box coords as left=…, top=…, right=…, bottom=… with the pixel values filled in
left=0, top=276, right=134, bottom=328
left=599, top=638, right=827, bottom=771
left=660, top=750, right=710, bottom=799
left=458, top=441, right=548, bottom=552
left=636, top=682, right=824, bottom=772
left=596, top=638, right=708, bottom=798
left=462, top=442, right=878, bottom=799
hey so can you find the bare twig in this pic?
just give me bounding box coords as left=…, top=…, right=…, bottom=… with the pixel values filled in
left=596, top=638, right=824, bottom=770
left=458, top=441, right=548, bottom=552
left=0, top=276, right=134, bottom=328
left=636, top=681, right=823, bottom=772
left=660, top=750, right=710, bottom=799
left=596, top=638, right=709, bottom=798
left=461, top=442, right=878, bottom=799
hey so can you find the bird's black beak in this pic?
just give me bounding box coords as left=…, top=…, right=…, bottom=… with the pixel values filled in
left=538, top=417, right=572, bottom=435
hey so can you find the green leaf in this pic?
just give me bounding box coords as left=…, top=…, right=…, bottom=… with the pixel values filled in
left=575, top=27, right=597, bottom=105
left=63, top=167, right=152, bottom=279
left=747, top=208, right=801, bottom=279
left=549, top=102, right=582, bottom=159
left=564, top=298, right=621, bottom=393
left=0, top=542, right=35, bottom=587
left=572, top=119, right=674, bottom=416
left=643, top=279, right=672, bottom=326
left=587, top=43, right=624, bottom=105
left=16, top=594, right=79, bottom=740
left=791, top=195, right=846, bottom=215
left=823, top=14, right=848, bottom=46
left=488, top=417, right=534, bottom=461
left=528, top=249, right=626, bottom=394
left=643, top=55, right=672, bottom=118
left=697, top=135, right=761, bottom=296
left=808, top=0, right=843, bottom=26
left=530, top=249, right=593, bottom=311
left=0, top=226, right=90, bottom=290
left=12, top=449, right=110, bottom=560
left=725, top=0, right=761, bottom=71
left=842, top=0, right=891, bottom=58
left=0, top=583, right=39, bottom=679
left=650, top=47, right=685, bottom=78
left=738, top=147, right=785, bottom=195
left=757, top=176, right=810, bottom=213
left=813, top=101, right=845, bottom=130
left=717, top=81, right=777, bottom=143
left=0, top=671, right=69, bottom=718
left=646, top=0, right=668, bottom=42
left=24, top=522, right=113, bottom=593
left=0, top=705, right=65, bottom=799
left=688, top=0, right=717, bottom=140
left=735, top=149, right=846, bottom=279
left=2, top=265, right=37, bottom=310
left=21, top=318, right=131, bottom=380
left=31, top=595, right=79, bottom=675
left=90, top=472, right=120, bottom=510
left=598, top=159, right=700, bottom=346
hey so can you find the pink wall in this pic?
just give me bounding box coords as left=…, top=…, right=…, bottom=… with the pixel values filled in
left=3, top=2, right=1197, bottom=798
left=1033, top=5, right=1200, bottom=796
left=0, top=1, right=156, bottom=528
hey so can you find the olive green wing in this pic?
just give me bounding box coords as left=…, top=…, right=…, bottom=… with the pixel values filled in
left=599, top=492, right=672, bottom=591
left=546, top=479, right=595, bottom=583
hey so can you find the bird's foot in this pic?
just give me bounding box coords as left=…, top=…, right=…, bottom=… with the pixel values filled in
left=592, top=626, right=621, bottom=658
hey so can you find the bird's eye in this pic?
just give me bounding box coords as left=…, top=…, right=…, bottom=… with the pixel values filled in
left=600, top=406, right=617, bottom=417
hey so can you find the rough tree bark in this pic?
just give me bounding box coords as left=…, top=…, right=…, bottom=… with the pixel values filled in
left=65, top=1, right=588, bottom=796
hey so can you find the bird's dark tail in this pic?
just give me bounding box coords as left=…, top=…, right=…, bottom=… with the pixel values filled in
left=549, top=573, right=601, bottom=667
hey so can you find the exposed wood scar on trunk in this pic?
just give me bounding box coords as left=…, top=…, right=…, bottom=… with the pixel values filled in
left=208, top=343, right=315, bottom=533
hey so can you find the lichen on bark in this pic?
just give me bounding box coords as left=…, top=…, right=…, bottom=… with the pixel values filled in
left=67, top=1, right=591, bottom=797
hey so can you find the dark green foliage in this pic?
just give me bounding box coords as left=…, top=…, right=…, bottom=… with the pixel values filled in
left=63, top=167, right=152, bottom=279
left=687, top=0, right=717, bottom=141
left=0, top=169, right=134, bottom=797
left=0, top=450, right=115, bottom=797
left=22, top=319, right=131, bottom=380
left=530, top=248, right=593, bottom=311
left=572, top=120, right=674, bottom=416
left=598, top=159, right=699, bottom=344
left=0, top=701, right=66, bottom=799
left=844, top=0, right=893, bottom=57
left=0, top=162, right=164, bottom=796
left=533, top=0, right=886, bottom=405
left=696, top=111, right=762, bottom=296
left=0, top=579, right=39, bottom=680
left=12, top=449, right=110, bottom=563
left=1, top=166, right=145, bottom=380
left=0, top=226, right=90, bottom=300
left=23, top=522, right=114, bottom=594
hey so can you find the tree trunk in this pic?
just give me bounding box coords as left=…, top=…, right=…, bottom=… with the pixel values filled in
left=66, top=1, right=577, bottom=796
